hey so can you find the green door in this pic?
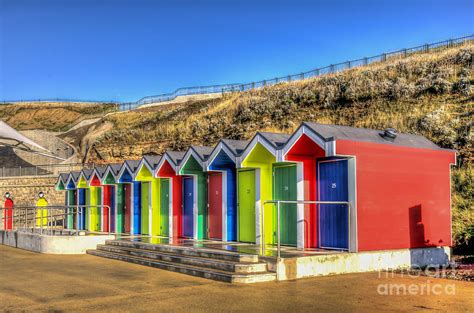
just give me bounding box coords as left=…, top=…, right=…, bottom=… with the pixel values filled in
left=141, top=182, right=150, bottom=235
left=273, top=165, right=297, bottom=246
left=116, top=184, right=125, bottom=233
left=238, top=170, right=256, bottom=243
left=160, top=179, right=170, bottom=236
left=67, top=190, right=75, bottom=229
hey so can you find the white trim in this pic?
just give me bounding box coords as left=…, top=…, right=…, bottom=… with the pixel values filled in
left=100, top=186, right=104, bottom=231
left=238, top=134, right=277, bottom=168
left=255, top=168, right=262, bottom=245
left=296, top=162, right=305, bottom=249
left=192, top=174, right=198, bottom=240
left=177, top=147, right=206, bottom=174
left=222, top=171, right=228, bottom=242
left=155, top=153, right=179, bottom=177
left=130, top=182, right=135, bottom=235
left=206, top=142, right=237, bottom=170
left=148, top=181, right=153, bottom=235
left=65, top=174, right=77, bottom=190
left=117, top=162, right=136, bottom=183
left=281, top=126, right=327, bottom=161
left=101, top=165, right=118, bottom=185
left=168, top=178, right=173, bottom=238
left=133, top=158, right=155, bottom=180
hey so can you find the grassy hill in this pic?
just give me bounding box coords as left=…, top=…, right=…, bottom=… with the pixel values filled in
left=1, top=43, right=472, bottom=252
left=0, top=102, right=116, bottom=132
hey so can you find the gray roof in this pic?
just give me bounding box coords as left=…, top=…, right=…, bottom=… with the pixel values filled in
left=70, top=171, right=81, bottom=181
left=82, top=168, right=94, bottom=180
left=303, top=122, right=444, bottom=150
left=143, top=155, right=162, bottom=169
left=191, top=146, right=214, bottom=162
left=108, top=163, right=122, bottom=176
left=125, top=160, right=141, bottom=173
left=258, top=132, right=291, bottom=149
left=59, top=173, right=69, bottom=182
left=94, top=166, right=107, bottom=178
left=166, top=151, right=186, bottom=166
left=221, top=139, right=249, bottom=156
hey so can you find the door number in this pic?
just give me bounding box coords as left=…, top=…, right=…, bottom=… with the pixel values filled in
left=331, top=183, right=337, bottom=189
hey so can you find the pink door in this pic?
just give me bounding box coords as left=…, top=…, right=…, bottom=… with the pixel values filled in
left=208, top=172, right=222, bottom=240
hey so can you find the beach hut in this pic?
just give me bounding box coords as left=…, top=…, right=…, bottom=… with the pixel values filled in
left=135, top=155, right=162, bottom=236
left=65, top=171, right=82, bottom=229
left=117, top=160, right=142, bottom=235
left=101, top=163, right=123, bottom=233
left=237, top=132, right=290, bottom=245
left=205, top=139, right=248, bottom=241
left=178, top=146, right=213, bottom=240
left=156, top=151, right=185, bottom=238
left=55, top=173, right=74, bottom=229
left=77, top=168, right=101, bottom=231
left=90, top=165, right=114, bottom=232
left=280, top=122, right=456, bottom=252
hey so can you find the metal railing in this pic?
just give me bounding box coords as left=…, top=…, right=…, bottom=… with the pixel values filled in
left=0, top=163, right=94, bottom=178
left=1, top=35, right=471, bottom=111
left=117, top=35, right=472, bottom=110
left=0, top=205, right=113, bottom=236
left=262, top=200, right=352, bottom=260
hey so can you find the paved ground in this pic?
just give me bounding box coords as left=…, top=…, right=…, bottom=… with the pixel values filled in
left=0, top=245, right=472, bottom=312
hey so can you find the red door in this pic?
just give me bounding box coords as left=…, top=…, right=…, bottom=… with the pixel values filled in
left=208, top=172, right=222, bottom=240
left=3, top=198, right=13, bottom=230
left=102, top=185, right=111, bottom=232
left=124, top=184, right=131, bottom=233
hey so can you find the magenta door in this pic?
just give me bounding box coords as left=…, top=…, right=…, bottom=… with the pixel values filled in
left=208, top=172, right=222, bottom=240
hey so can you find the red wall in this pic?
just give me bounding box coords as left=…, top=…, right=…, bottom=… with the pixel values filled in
left=336, top=139, right=455, bottom=251
left=157, top=161, right=183, bottom=238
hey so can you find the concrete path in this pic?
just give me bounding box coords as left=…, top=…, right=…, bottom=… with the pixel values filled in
left=0, top=245, right=472, bottom=312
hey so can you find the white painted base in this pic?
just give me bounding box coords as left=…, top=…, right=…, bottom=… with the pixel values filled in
left=270, top=247, right=452, bottom=280
left=0, top=230, right=114, bottom=254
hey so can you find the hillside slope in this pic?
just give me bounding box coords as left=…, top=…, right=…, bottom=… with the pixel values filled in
left=92, top=45, right=472, bottom=165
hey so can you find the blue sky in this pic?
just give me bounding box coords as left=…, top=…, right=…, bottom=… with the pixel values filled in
left=0, top=0, right=472, bottom=102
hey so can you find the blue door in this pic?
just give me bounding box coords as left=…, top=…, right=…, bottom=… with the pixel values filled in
left=318, top=159, right=349, bottom=250
left=110, top=185, right=116, bottom=232
left=183, top=177, right=194, bottom=237
left=133, top=182, right=141, bottom=235
left=78, top=188, right=86, bottom=230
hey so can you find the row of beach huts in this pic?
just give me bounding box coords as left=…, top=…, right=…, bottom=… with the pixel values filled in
left=55, top=122, right=456, bottom=253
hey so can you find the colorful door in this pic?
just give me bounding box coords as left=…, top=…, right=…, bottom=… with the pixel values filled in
left=273, top=165, right=297, bottom=246
left=208, top=172, right=222, bottom=240
left=109, top=185, right=116, bottom=232
left=66, top=190, right=75, bottom=229
left=141, top=182, right=150, bottom=235
left=133, top=182, right=141, bottom=235
left=124, top=184, right=131, bottom=233
left=318, top=159, right=349, bottom=250
left=78, top=189, right=86, bottom=230
left=116, top=184, right=125, bottom=233
left=160, top=179, right=170, bottom=236
left=238, top=170, right=256, bottom=243
left=102, top=186, right=111, bottom=232
left=182, top=177, right=194, bottom=238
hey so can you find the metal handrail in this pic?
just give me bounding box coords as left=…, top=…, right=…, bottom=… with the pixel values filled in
left=262, top=200, right=352, bottom=258
left=1, top=205, right=112, bottom=236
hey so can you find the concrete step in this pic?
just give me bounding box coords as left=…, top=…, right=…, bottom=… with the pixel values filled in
left=96, top=244, right=267, bottom=273
left=87, top=249, right=276, bottom=284
left=105, top=240, right=259, bottom=263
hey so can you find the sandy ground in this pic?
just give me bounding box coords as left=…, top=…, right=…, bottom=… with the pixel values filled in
left=0, top=245, right=472, bottom=312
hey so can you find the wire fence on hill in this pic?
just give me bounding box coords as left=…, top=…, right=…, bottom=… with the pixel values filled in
left=1, top=34, right=472, bottom=112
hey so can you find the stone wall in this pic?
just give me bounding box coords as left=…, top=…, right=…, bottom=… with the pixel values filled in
left=0, top=176, right=64, bottom=206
